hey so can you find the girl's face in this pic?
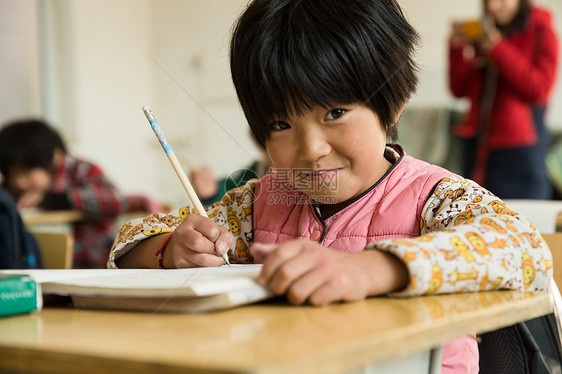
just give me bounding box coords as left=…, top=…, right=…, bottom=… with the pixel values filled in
left=265, top=104, right=392, bottom=205
left=485, top=0, right=521, bottom=26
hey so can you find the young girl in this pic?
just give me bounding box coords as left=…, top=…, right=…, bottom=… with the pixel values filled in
left=449, top=0, right=559, bottom=198
left=109, top=0, right=552, bottom=372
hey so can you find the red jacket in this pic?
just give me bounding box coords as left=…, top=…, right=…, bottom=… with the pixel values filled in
left=449, top=6, right=558, bottom=149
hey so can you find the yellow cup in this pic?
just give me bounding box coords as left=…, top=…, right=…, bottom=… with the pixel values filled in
left=462, top=20, right=484, bottom=41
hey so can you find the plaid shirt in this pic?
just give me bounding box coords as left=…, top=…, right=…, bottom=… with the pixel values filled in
left=47, top=155, right=124, bottom=268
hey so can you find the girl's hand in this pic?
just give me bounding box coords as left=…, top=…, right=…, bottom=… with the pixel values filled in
left=167, top=214, right=234, bottom=268
left=450, top=21, right=471, bottom=47
left=251, top=239, right=376, bottom=306
left=478, top=17, right=502, bottom=55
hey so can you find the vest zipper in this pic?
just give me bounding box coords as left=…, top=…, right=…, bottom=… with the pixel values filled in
left=313, top=204, right=327, bottom=244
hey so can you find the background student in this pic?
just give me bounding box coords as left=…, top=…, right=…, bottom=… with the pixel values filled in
left=448, top=0, right=559, bottom=199
left=109, top=0, right=552, bottom=372
left=190, top=139, right=271, bottom=206
left=0, top=119, right=124, bottom=268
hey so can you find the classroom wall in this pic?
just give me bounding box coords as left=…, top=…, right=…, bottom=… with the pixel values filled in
left=2, top=0, right=562, bottom=208
left=43, top=0, right=255, bottom=208
left=0, top=0, right=41, bottom=121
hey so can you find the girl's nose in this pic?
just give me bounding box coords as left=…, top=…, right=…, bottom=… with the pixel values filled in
left=297, top=127, right=331, bottom=163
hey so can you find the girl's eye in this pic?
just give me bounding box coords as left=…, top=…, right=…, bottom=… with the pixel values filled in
left=325, top=109, right=346, bottom=121
left=269, top=121, right=291, bottom=131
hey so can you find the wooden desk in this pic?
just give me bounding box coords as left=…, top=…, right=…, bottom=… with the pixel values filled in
left=0, top=291, right=552, bottom=374
left=22, top=210, right=84, bottom=226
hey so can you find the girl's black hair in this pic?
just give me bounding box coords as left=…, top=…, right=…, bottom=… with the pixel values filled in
left=230, top=0, right=420, bottom=147
left=0, top=119, right=67, bottom=178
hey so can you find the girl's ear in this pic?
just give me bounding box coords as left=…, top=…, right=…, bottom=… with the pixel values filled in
left=387, top=102, right=407, bottom=142
left=52, top=148, right=65, bottom=167
left=393, top=102, right=407, bottom=125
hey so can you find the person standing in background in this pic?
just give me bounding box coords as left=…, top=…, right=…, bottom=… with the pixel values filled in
left=0, top=119, right=124, bottom=268
left=448, top=0, right=559, bottom=199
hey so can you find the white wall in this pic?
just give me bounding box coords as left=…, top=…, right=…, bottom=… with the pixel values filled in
left=0, top=0, right=41, bottom=122
left=4, top=0, right=562, bottom=208
left=39, top=0, right=168, bottom=202
left=149, top=0, right=258, bottom=199
left=37, top=0, right=254, bottom=208
left=403, top=0, right=479, bottom=109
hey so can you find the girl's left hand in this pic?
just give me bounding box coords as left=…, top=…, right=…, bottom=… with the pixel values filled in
left=250, top=239, right=373, bottom=306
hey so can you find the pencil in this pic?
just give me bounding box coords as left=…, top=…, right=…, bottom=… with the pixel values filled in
left=142, top=105, right=230, bottom=266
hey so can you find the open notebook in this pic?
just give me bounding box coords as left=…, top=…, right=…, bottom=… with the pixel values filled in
left=0, top=265, right=273, bottom=313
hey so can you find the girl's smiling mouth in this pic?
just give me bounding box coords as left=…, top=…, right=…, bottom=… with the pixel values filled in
left=295, top=168, right=341, bottom=178
left=291, top=169, right=342, bottom=193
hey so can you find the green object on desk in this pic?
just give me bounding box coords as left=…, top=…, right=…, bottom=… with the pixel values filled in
left=0, top=274, right=42, bottom=317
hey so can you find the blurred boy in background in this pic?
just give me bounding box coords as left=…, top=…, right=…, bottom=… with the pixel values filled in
left=0, top=119, right=124, bottom=268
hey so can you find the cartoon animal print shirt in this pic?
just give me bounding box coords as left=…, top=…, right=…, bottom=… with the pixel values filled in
left=108, top=176, right=552, bottom=297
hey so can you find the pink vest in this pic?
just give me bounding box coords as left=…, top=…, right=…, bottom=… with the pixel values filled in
left=253, top=153, right=478, bottom=373
left=254, top=154, right=452, bottom=246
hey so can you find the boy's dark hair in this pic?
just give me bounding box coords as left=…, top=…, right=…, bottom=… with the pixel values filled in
left=230, top=0, right=420, bottom=147
left=0, top=119, right=67, bottom=178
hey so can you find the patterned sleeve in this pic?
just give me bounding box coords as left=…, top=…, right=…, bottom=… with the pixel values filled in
left=107, top=179, right=258, bottom=269
left=368, top=177, right=553, bottom=296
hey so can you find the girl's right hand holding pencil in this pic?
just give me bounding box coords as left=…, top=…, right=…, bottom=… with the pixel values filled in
left=117, top=214, right=233, bottom=269
left=165, top=214, right=234, bottom=268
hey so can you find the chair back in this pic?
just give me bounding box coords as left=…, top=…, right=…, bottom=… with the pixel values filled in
left=32, top=232, right=74, bottom=269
